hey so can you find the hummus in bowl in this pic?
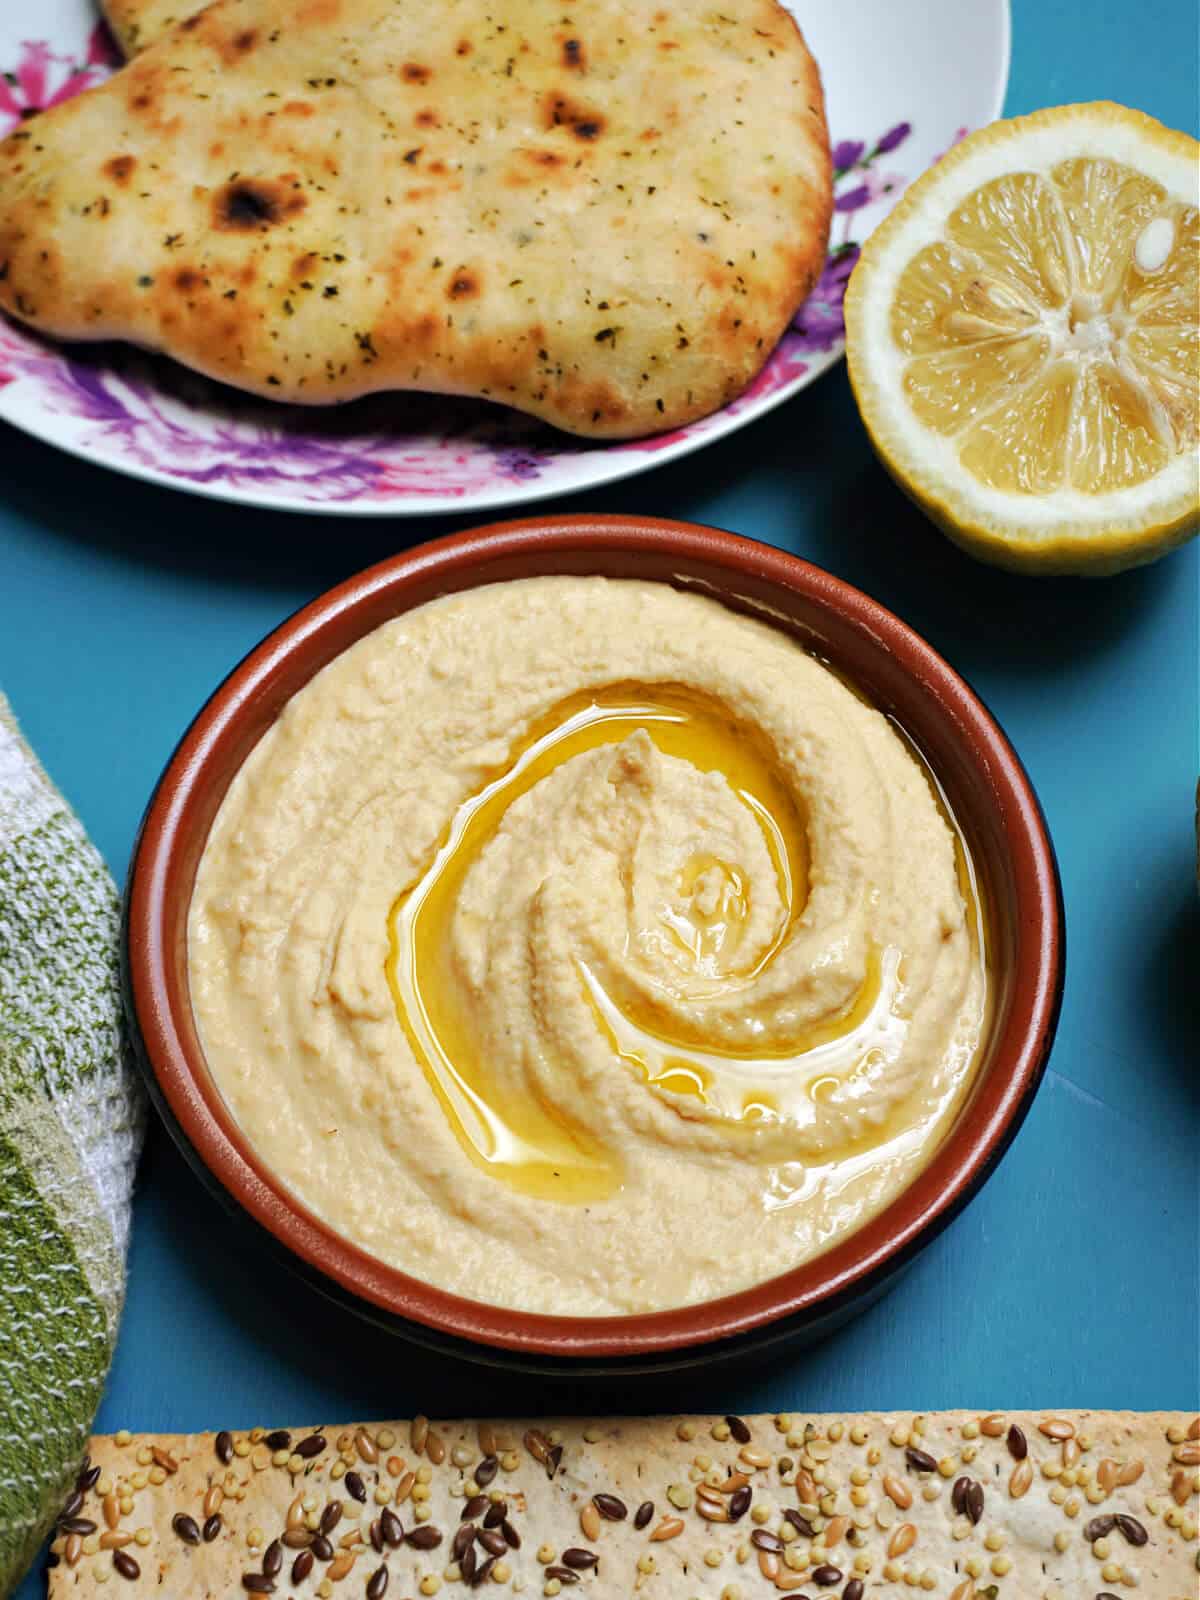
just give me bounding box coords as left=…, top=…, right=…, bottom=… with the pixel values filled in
left=187, top=575, right=988, bottom=1316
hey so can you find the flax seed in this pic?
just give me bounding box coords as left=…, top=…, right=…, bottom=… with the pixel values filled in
left=592, top=1494, right=627, bottom=1521
left=406, top=1526, right=443, bottom=1550
left=561, top=1549, right=598, bottom=1571
left=1115, top=1514, right=1148, bottom=1546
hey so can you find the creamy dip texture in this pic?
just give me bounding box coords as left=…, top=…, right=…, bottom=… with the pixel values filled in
left=188, top=577, right=988, bottom=1314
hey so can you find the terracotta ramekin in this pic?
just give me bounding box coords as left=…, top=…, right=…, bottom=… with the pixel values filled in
left=123, top=515, right=1063, bottom=1374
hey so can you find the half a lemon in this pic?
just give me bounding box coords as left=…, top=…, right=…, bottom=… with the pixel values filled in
left=845, top=103, right=1199, bottom=574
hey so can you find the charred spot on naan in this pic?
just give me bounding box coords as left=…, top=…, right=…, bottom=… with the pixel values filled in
left=556, top=374, right=631, bottom=429
left=103, top=155, right=137, bottom=185
left=543, top=93, right=606, bottom=141
left=503, top=145, right=571, bottom=187
left=122, top=60, right=189, bottom=137
left=212, top=177, right=307, bottom=232
left=220, top=28, right=261, bottom=64
left=172, top=265, right=206, bottom=294
left=446, top=268, right=482, bottom=301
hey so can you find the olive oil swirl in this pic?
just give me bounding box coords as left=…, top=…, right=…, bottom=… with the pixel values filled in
left=386, top=684, right=954, bottom=1203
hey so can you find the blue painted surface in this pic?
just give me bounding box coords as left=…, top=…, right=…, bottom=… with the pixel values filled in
left=5, top=3, right=1199, bottom=1592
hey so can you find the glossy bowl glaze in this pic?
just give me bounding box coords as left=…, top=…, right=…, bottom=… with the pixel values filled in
left=124, top=516, right=1063, bottom=1374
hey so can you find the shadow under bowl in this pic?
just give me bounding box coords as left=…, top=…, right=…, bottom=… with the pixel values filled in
left=123, top=514, right=1064, bottom=1375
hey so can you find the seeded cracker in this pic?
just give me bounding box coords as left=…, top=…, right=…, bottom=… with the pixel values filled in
left=46, top=1411, right=1199, bottom=1597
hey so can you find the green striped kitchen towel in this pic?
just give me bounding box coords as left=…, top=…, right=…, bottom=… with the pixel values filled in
left=0, top=693, right=144, bottom=1595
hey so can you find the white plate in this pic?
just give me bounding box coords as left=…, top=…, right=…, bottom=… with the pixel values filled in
left=0, top=0, right=1009, bottom=515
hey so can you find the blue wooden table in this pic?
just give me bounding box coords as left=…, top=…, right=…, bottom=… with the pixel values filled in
left=6, top=4, right=1198, bottom=1592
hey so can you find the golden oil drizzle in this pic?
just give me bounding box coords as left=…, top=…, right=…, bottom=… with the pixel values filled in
left=385, top=681, right=988, bottom=1204
left=578, top=942, right=906, bottom=1131
left=386, top=683, right=808, bottom=1201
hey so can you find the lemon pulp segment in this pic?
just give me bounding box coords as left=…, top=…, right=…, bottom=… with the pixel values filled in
left=893, top=162, right=1196, bottom=493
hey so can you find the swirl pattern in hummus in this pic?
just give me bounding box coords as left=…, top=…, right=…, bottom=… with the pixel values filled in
left=189, top=578, right=987, bottom=1313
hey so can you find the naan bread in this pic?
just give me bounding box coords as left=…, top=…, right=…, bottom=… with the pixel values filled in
left=0, top=0, right=830, bottom=438
left=102, top=0, right=201, bottom=54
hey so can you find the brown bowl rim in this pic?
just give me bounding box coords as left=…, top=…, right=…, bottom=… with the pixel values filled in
left=125, top=514, right=1062, bottom=1359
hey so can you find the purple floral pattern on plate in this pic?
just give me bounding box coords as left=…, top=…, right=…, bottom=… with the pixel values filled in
left=0, top=13, right=965, bottom=512
left=791, top=121, right=914, bottom=356
left=0, top=23, right=116, bottom=136
left=0, top=332, right=557, bottom=503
